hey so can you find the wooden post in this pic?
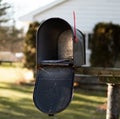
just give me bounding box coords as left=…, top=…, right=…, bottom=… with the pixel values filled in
left=75, top=67, right=120, bottom=119
left=106, top=84, right=120, bottom=119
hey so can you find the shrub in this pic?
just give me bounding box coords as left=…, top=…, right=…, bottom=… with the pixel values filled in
left=24, top=22, right=40, bottom=70
left=90, top=22, right=120, bottom=67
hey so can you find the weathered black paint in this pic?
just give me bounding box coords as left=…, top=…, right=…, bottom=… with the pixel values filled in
left=33, top=17, right=85, bottom=115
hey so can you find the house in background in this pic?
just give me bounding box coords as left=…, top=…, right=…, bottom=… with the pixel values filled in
left=20, top=0, right=120, bottom=66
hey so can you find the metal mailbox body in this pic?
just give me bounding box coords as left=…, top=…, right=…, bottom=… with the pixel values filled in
left=33, top=17, right=85, bottom=115
left=36, top=18, right=85, bottom=66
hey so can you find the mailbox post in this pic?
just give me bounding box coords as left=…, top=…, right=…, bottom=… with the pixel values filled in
left=33, top=17, right=85, bottom=115
left=75, top=67, right=120, bottom=119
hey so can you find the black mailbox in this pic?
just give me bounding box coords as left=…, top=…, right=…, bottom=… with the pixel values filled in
left=33, top=18, right=85, bottom=115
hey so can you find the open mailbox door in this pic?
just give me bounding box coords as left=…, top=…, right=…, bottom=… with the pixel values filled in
left=33, top=18, right=85, bottom=115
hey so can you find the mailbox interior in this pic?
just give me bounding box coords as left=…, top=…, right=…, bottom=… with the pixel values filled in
left=37, top=18, right=74, bottom=65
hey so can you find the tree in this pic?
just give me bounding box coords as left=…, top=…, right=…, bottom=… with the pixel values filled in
left=0, top=0, right=24, bottom=52
left=24, top=22, right=40, bottom=70
left=6, top=26, right=24, bottom=52
left=0, top=24, right=24, bottom=52
left=0, top=0, right=10, bottom=26
left=90, top=22, right=120, bottom=67
left=0, top=0, right=10, bottom=43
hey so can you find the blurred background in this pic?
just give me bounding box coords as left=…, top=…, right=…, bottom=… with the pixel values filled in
left=0, top=0, right=120, bottom=119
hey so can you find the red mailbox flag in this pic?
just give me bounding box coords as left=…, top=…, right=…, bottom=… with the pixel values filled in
left=73, top=11, right=78, bottom=43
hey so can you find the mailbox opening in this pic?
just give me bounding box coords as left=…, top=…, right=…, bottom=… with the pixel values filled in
left=37, top=18, right=74, bottom=65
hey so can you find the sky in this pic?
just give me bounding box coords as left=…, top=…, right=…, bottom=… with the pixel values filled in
left=4, top=0, right=56, bottom=29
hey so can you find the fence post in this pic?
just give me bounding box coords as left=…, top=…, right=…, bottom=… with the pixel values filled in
left=106, top=84, right=120, bottom=119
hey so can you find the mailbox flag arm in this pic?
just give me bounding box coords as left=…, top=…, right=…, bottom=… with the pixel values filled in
left=73, top=11, right=78, bottom=43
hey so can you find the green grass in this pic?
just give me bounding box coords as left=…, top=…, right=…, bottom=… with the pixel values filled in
left=0, top=82, right=107, bottom=119
left=0, top=62, right=23, bottom=68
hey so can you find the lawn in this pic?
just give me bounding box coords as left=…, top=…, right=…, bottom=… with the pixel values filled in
left=0, top=66, right=107, bottom=119
left=0, top=82, right=107, bottom=119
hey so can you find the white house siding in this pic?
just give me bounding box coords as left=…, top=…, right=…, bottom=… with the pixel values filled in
left=21, top=0, right=120, bottom=65
left=33, top=0, right=120, bottom=33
